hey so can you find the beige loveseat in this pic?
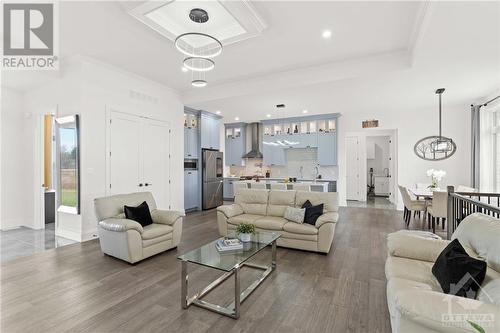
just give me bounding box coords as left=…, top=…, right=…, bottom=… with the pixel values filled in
left=217, top=189, right=339, bottom=253
left=385, top=213, right=500, bottom=333
left=94, top=192, right=183, bottom=264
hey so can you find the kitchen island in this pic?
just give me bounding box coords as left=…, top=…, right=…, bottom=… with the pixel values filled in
left=223, top=177, right=336, bottom=200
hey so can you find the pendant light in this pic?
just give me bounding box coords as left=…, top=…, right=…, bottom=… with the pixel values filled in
left=174, top=8, right=223, bottom=87
left=414, top=88, right=457, bottom=161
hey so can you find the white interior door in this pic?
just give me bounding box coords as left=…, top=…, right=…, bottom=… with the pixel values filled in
left=388, top=135, right=396, bottom=204
left=346, top=136, right=360, bottom=201
left=109, top=112, right=142, bottom=195
left=142, top=119, right=170, bottom=209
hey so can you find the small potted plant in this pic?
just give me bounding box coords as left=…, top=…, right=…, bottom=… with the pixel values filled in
left=236, top=223, right=255, bottom=242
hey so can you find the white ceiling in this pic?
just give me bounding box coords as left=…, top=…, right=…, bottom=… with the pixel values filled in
left=1, top=1, right=498, bottom=123
left=2, top=0, right=419, bottom=91
left=187, top=1, right=500, bottom=122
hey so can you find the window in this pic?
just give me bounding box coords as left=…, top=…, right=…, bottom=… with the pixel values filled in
left=495, top=111, right=500, bottom=191
left=480, top=102, right=500, bottom=192
left=56, top=115, right=80, bottom=213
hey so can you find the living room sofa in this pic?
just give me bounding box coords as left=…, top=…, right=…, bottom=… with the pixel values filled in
left=94, top=192, right=183, bottom=264
left=217, top=189, right=339, bottom=253
left=385, top=213, right=500, bottom=332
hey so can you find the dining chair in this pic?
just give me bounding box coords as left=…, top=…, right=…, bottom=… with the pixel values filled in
left=411, top=183, right=430, bottom=201
left=270, top=183, right=287, bottom=190
left=292, top=183, right=311, bottom=191
left=398, top=185, right=426, bottom=228
left=251, top=182, right=267, bottom=190
left=427, top=191, right=447, bottom=233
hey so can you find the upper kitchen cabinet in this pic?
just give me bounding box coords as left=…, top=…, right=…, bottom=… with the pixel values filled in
left=225, top=123, right=246, bottom=166
left=184, top=127, right=199, bottom=158
left=184, top=113, right=199, bottom=158
left=184, top=113, right=199, bottom=159
left=318, top=131, right=337, bottom=166
left=263, top=134, right=286, bottom=166
left=261, top=113, right=339, bottom=166
left=201, top=112, right=221, bottom=150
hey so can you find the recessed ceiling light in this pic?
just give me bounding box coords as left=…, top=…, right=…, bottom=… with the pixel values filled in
left=322, top=30, right=332, bottom=39
left=302, top=109, right=308, bottom=114
left=216, top=110, right=221, bottom=115
left=235, top=117, right=239, bottom=121
left=266, top=114, right=271, bottom=118
left=181, top=66, right=188, bottom=72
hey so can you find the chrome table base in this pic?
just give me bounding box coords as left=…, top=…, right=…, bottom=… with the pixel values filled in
left=181, top=240, right=277, bottom=319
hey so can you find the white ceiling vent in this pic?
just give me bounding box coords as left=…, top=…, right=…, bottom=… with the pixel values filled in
left=128, top=0, right=267, bottom=48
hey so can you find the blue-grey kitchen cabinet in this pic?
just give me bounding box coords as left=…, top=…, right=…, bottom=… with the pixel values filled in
left=224, top=124, right=246, bottom=166
left=184, top=127, right=198, bottom=159
left=184, top=170, right=199, bottom=210
left=317, top=132, right=337, bottom=166
left=223, top=179, right=235, bottom=200
left=201, top=113, right=221, bottom=150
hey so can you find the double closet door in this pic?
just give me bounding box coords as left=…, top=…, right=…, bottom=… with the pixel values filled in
left=108, top=111, right=171, bottom=209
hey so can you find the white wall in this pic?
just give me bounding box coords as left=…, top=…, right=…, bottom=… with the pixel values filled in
left=0, top=88, right=34, bottom=229
left=337, top=102, right=471, bottom=208
left=78, top=59, right=184, bottom=240
left=19, top=57, right=184, bottom=241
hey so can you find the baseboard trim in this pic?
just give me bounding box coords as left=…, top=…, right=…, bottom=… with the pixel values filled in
left=82, top=229, right=99, bottom=242
left=56, top=228, right=82, bottom=242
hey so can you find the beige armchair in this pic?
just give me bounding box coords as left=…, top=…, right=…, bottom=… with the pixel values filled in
left=94, top=192, right=183, bottom=264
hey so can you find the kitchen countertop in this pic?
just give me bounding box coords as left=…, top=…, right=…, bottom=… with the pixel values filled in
left=223, top=177, right=336, bottom=182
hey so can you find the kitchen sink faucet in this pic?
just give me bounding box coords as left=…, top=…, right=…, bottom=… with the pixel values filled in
left=314, top=165, right=320, bottom=181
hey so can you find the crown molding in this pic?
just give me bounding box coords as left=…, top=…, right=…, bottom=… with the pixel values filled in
left=182, top=50, right=411, bottom=104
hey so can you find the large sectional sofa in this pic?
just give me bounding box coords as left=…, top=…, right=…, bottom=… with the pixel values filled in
left=385, top=213, right=500, bottom=333
left=217, top=189, right=339, bottom=253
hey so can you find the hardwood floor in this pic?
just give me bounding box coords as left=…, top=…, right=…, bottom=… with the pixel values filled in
left=1, top=207, right=419, bottom=333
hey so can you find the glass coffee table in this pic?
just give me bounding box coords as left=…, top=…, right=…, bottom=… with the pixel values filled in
left=177, top=232, right=280, bottom=319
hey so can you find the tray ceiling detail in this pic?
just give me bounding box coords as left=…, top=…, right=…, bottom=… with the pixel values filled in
left=128, top=0, right=267, bottom=49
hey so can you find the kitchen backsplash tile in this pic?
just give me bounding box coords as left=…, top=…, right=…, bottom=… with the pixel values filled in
left=226, top=148, right=337, bottom=180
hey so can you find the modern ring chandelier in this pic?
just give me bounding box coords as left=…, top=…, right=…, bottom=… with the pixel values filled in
left=175, top=8, right=223, bottom=87
left=414, top=88, right=457, bottom=161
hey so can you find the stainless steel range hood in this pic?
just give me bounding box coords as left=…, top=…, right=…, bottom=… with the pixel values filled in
left=243, top=122, right=263, bottom=159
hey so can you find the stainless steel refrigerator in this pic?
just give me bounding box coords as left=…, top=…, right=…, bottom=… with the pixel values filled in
left=202, top=149, right=223, bottom=210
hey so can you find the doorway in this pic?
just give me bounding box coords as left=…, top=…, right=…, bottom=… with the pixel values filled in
left=106, top=109, right=172, bottom=209
left=1, top=113, right=77, bottom=263
left=345, top=130, right=398, bottom=209
left=366, top=135, right=393, bottom=208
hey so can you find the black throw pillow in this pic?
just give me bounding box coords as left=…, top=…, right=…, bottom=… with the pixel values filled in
left=301, top=200, right=324, bottom=226
left=124, top=201, right=154, bottom=227
left=432, top=239, right=487, bottom=298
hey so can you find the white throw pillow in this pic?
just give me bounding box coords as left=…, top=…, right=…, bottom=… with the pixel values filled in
left=284, top=206, right=305, bottom=224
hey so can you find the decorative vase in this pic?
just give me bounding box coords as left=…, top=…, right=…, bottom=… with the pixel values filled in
left=239, top=233, right=251, bottom=242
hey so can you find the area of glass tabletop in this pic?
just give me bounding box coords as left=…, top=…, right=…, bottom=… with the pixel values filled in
left=177, top=231, right=280, bottom=272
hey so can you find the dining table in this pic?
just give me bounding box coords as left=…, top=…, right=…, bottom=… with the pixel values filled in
left=408, top=187, right=440, bottom=200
